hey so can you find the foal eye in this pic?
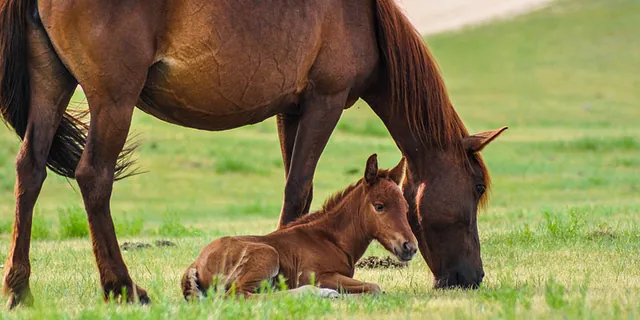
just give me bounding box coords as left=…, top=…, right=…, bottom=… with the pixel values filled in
left=374, top=204, right=385, bottom=212
left=475, top=184, right=486, bottom=196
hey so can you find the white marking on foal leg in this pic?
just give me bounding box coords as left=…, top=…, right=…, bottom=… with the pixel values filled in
left=285, top=285, right=339, bottom=298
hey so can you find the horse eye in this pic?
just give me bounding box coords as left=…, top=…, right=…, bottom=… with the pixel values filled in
left=476, top=184, right=486, bottom=195
left=374, top=204, right=385, bottom=212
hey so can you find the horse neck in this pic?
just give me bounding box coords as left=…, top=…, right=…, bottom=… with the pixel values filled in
left=307, top=188, right=373, bottom=263
left=363, top=0, right=469, bottom=178
left=363, top=81, right=459, bottom=171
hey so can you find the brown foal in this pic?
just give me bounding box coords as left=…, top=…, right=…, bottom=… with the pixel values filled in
left=181, top=155, right=417, bottom=300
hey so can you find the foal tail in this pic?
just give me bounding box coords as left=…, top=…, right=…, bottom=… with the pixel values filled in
left=0, top=0, right=135, bottom=179
left=181, top=264, right=204, bottom=301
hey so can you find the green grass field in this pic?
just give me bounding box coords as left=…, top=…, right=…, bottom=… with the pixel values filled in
left=1, top=0, right=639, bottom=318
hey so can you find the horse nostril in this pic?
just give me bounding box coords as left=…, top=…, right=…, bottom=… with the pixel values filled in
left=479, top=270, right=485, bottom=281
left=402, top=241, right=416, bottom=254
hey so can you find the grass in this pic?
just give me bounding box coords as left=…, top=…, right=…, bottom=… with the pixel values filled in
left=0, top=0, right=639, bottom=318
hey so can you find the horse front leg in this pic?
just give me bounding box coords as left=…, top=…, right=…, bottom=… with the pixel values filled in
left=277, top=91, right=347, bottom=228
left=276, top=113, right=313, bottom=218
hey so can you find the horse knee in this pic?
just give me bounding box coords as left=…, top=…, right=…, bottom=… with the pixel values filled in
left=75, top=162, right=112, bottom=192
left=74, top=161, right=99, bottom=185
left=15, top=149, right=47, bottom=188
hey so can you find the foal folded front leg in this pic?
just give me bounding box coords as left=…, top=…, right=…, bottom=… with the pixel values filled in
left=75, top=94, right=148, bottom=304
left=317, top=273, right=382, bottom=295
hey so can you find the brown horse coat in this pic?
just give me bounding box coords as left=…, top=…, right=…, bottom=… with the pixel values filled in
left=0, top=0, right=507, bottom=307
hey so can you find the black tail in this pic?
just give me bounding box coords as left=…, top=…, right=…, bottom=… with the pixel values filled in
left=0, top=0, right=135, bottom=180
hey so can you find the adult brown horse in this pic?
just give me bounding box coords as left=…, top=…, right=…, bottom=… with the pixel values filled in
left=181, top=154, right=416, bottom=300
left=0, top=0, right=507, bottom=308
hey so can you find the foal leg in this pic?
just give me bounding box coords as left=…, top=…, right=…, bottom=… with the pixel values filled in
left=3, top=22, right=77, bottom=309
left=225, top=244, right=280, bottom=297
left=317, top=273, right=382, bottom=295
left=276, top=114, right=313, bottom=218
left=277, top=91, right=347, bottom=228
left=275, top=285, right=340, bottom=298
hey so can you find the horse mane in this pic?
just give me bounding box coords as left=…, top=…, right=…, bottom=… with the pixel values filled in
left=374, top=0, right=491, bottom=207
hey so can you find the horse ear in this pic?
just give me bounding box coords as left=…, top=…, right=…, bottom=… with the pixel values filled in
left=462, top=126, right=508, bottom=153
left=364, top=154, right=378, bottom=185
left=388, top=157, right=406, bottom=186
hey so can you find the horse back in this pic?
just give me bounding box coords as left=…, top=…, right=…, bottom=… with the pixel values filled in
left=37, top=0, right=381, bottom=130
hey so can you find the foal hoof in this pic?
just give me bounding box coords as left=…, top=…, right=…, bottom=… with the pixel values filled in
left=5, top=287, right=34, bottom=310
left=317, top=288, right=340, bottom=299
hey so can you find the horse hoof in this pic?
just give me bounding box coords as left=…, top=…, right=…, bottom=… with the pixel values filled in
left=5, top=288, right=34, bottom=310
left=103, top=283, right=150, bottom=305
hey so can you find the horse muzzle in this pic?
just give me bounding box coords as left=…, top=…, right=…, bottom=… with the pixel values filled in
left=434, top=267, right=484, bottom=290
left=394, top=240, right=418, bottom=262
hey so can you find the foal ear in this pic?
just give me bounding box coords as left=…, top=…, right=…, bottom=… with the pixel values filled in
left=364, top=154, right=379, bottom=185
left=388, top=157, right=406, bottom=186
left=462, top=126, right=508, bottom=153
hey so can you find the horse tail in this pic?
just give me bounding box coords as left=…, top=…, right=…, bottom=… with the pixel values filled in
left=373, top=0, right=468, bottom=148
left=0, top=0, right=136, bottom=179
left=181, top=264, right=204, bottom=301
left=0, top=0, right=36, bottom=140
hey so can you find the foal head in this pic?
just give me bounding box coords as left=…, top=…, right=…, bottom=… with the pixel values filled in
left=361, top=154, right=418, bottom=262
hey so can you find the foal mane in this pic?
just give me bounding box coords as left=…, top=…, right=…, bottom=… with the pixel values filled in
left=285, top=167, right=404, bottom=228
left=283, top=179, right=364, bottom=229
left=374, top=0, right=491, bottom=207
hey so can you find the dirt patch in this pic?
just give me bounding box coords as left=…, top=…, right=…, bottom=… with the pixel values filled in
left=356, top=256, right=408, bottom=269
left=155, top=240, right=177, bottom=247
left=120, top=242, right=152, bottom=251
left=120, top=240, right=177, bottom=251
left=587, top=230, right=617, bottom=240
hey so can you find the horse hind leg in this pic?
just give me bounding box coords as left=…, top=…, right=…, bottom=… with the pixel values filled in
left=74, top=81, right=149, bottom=303
left=39, top=2, right=158, bottom=302
left=2, top=19, right=78, bottom=309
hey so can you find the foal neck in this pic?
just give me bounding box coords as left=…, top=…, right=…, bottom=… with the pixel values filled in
left=308, top=187, right=373, bottom=264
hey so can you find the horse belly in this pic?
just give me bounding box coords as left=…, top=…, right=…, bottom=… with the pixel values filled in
left=139, top=58, right=301, bottom=131
left=139, top=0, right=325, bottom=130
